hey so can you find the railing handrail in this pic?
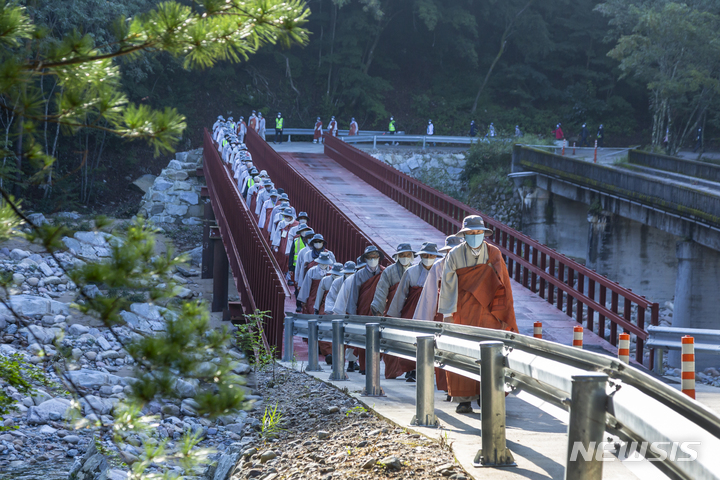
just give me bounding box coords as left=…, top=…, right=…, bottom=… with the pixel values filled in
left=203, top=129, right=289, bottom=351
left=323, top=135, right=659, bottom=367
left=287, top=312, right=720, bottom=480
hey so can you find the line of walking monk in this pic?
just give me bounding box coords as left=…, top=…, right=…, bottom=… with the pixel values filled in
left=213, top=118, right=519, bottom=414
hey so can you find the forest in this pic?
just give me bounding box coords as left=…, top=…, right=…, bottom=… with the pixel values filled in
left=2, top=0, right=720, bottom=211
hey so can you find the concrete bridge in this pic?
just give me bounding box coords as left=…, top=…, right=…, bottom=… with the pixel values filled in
left=512, top=147, right=720, bottom=366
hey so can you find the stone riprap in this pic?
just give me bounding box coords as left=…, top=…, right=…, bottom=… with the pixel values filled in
left=138, top=149, right=205, bottom=225
left=370, top=151, right=466, bottom=182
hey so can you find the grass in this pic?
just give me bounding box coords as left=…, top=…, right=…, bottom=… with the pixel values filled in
left=261, top=402, right=284, bottom=440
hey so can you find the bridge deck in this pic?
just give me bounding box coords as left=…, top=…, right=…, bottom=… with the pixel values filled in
left=278, top=149, right=620, bottom=355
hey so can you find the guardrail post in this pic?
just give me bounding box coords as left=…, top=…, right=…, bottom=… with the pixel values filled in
left=474, top=341, right=516, bottom=467
left=565, top=373, right=608, bottom=480
left=202, top=200, right=215, bottom=279
left=373, top=136, right=377, bottom=149
left=329, top=320, right=348, bottom=381
left=307, top=319, right=322, bottom=371
left=411, top=335, right=438, bottom=427
left=282, top=316, right=294, bottom=362
left=362, top=324, right=385, bottom=396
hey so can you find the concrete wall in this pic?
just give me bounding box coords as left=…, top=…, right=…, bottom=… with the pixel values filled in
left=586, top=213, right=680, bottom=303
left=520, top=187, right=588, bottom=262
left=630, top=150, right=720, bottom=183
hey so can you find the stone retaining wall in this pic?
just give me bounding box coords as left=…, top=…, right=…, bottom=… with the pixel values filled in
left=138, top=149, right=205, bottom=225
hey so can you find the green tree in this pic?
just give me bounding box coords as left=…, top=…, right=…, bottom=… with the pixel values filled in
left=598, top=1, right=720, bottom=152
left=0, top=0, right=308, bottom=475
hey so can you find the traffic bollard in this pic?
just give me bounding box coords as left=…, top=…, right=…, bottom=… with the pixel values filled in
left=533, top=322, right=542, bottom=339
left=594, top=140, right=598, bottom=163
left=682, top=336, right=695, bottom=399
left=618, top=333, right=630, bottom=364
left=282, top=316, right=294, bottom=362
left=562, top=140, right=566, bottom=156
left=307, top=320, right=322, bottom=372
left=362, top=324, right=385, bottom=397
left=411, top=336, right=437, bottom=427
left=573, top=142, right=576, bottom=155
left=329, top=320, right=348, bottom=381
left=475, top=341, right=515, bottom=467
left=573, top=326, right=583, bottom=348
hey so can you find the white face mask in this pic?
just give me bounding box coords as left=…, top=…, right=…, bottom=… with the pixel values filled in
left=313, top=242, right=324, bottom=249
left=366, top=258, right=380, bottom=269
left=422, top=257, right=436, bottom=267
left=398, top=257, right=412, bottom=266
left=320, top=264, right=330, bottom=271
left=283, top=216, right=293, bottom=222
left=465, top=234, right=485, bottom=249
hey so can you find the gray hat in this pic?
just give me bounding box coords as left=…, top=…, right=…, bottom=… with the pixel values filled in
left=297, top=211, right=308, bottom=220
left=355, top=255, right=366, bottom=269
left=417, top=242, right=443, bottom=257
left=316, top=252, right=333, bottom=265
left=456, top=215, right=493, bottom=236
left=310, top=234, right=326, bottom=244
left=302, top=228, right=316, bottom=239
left=282, top=207, right=295, bottom=217
left=279, top=193, right=289, bottom=201
left=342, top=261, right=357, bottom=274
left=269, top=189, right=279, bottom=197
left=362, top=245, right=384, bottom=261
left=392, top=243, right=415, bottom=258
left=296, top=223, right=311, bottom=233
left=329, top=262, right=344, bottom=275
left=439, top=235, right=463, bottom=253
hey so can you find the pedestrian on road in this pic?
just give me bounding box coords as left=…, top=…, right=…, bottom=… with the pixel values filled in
left=427, top=120, right=435, bottom=147
left=257, top=112, right=266, bottom=140
left=581, top=123, right=589, bottom=147
left=469, top=120, right=477, bottom=137
left=515, top=125, right=522, bottom=137
left=248, top=110, right=258, bottom=131
left=487, top=122, right=496, bottom=138
left=349, top=117, right=359, bottom=136
left=438, top=215, right=518, bottom=414
left=328, top=116, right=338, bottom=137
left=313, top=117, right=323, bottom=144
left=554, top=123, right=564, bottom=141
left=388, top=116, right=398, bottom=145
left=274, top=112, right=284, bottom=144
left=597, top=124, right=604, bottom=148
left=694, top=127, right=703, bottom=153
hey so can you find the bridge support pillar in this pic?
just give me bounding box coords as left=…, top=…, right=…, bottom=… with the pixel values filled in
left=670, top=240, right=720, bottom=369
left=202, top=200, right=215, bottom=279
left=210, top=227, right=229, bottom=313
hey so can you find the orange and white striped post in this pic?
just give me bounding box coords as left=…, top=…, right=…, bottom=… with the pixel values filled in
left=681, top=336, right=696, bottom=399
left=618, top=333, right=630, bottom=363
left=573, top=326, right=583, bottom=348
left=593, top=140, right=598, bottom=163
left=533, top=322, right=542, bottom=339
left=562, top=139, right=566, bottom=156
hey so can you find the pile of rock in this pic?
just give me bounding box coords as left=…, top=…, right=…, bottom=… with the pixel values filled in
left=3, top=247, right=78, bottom=300
left=137, top=149, right=205, bottom=225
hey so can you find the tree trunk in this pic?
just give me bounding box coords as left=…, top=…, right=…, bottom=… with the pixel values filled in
left=326, top=2, right=338, bottom=100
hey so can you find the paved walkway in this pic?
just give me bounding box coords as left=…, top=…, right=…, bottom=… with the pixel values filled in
left=280, top=150, right=620, bottom=354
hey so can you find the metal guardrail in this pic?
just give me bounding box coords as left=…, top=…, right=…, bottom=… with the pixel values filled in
left=279, top=128, right=400, bottom=142
left=341, top=134, right=514, bottom=148
left=244, top=129, right=393, bottom=267
left=202, top=130, right=290, bottom=351
left=322, top=135, right=660, bottom=368
left=284, top=313, right=720, bottom=480
left=648, top=326, right=720, bottom=354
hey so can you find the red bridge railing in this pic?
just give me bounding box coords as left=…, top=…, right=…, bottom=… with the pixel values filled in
left=203, top=129, right=289, bottom=352
left=245, top=129, right=392, bottom=265
left=324, top=135, right=660, bottom=368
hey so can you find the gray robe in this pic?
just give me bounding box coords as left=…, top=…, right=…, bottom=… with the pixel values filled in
left=324, top=276, right=345, bottom=313
left=314, top=275, right=338, bottom=311
left=387, top=264, right=431, bottom=318
left=370, top=262, right=409, bottom=314
left=298, top=266, right=327, bottom=304
left=332, top=275, right=355, bottom=315
left=346, top=266, right=383, bottom=315
left=438, top=242, right=489, bottom=315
